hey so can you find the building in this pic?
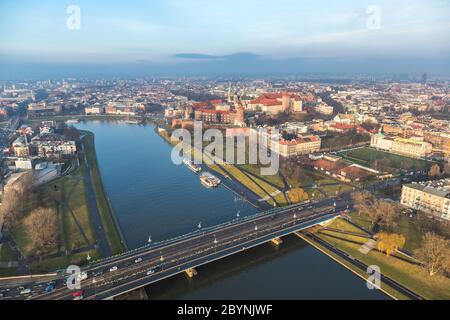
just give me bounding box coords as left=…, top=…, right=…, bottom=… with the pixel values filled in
left=274, top=134, right=321, bottom=158
left=401, top=179, right=450, bottom=220
left=371, top=132, right=394, bottom=151
left=194, top=109, right=237, bottom=124
left=315, top=104, right=334, bottom=115
left=85, top=106, right=104, bottom=115
left=28, top=102, right=62, bottom=117
left=247, top=92, right=304, bottom=115
left=424, top=131, right=450, bottom=154
left=371, top=132, right=432, bottom=158
left=391, top=138, right=432, bottom=158
left=12, top=135, right=29, bottom=157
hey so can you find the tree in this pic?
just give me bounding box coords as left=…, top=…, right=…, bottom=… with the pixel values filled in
left=444, top=161, right=450, bottom=177
left=415, top=233, right=450, bottom=276
left=376, top=232, right=406, bottom=257
left=288, top=188, right=309, bottom=204
left=374, top=200, right=400, bottom=231
left=351, top=191, right=376, bottom=223
left=24, top=208, right=57, bottom=256
left=428, top=164, right=442, bottom=178
left=1, top=171, right=35, bottom=229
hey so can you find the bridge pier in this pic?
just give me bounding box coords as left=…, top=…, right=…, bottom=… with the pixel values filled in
left=270, top=237, right=283, bottom=246
left=185, top=268, right=198, bottom=278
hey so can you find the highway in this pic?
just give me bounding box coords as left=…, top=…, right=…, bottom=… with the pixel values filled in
left=0, top=197, right=346, bottom=300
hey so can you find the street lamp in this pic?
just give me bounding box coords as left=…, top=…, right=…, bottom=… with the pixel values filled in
left=236, top=211, right=240, bottom=219
left=87, top=254, right=91, bottom=262
left=198, top=222, right=202, bottom=230
left=148, top=235, right=152, bottom=244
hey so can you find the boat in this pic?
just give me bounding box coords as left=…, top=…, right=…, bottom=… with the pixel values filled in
left=124, top=119, right=140, bottom=125
left=66, top=119, right=79, bottom=124
left=183, top=158, right=202, bottom=174
left=200, top=172, right=221, bottom=188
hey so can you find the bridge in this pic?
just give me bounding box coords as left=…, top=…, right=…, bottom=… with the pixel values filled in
left=1, top=197, right=348, bottom=300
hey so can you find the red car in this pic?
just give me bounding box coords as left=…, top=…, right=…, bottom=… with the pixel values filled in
left=72, top=291, right=84, bottom=300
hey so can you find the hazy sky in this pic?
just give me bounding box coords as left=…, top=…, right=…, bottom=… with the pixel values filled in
left=1, top=0, right=449, bottom=76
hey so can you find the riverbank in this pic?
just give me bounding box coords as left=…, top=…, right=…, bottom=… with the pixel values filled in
left=81, top=131, right=127, bottom=255
left=305, top=217, right=450, bottom=300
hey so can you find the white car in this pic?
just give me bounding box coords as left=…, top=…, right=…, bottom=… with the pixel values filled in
left=146, top=269, right=155, bottom=276
left=20, top=288, right=31, bottom=295
left=135, top=258, right=143, bottom=264
left=109, top=266, right=118, bottom=272
left=77, top=272, right=88, bottom=281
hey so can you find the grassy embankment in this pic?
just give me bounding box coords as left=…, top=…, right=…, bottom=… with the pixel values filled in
left=9, top=165, right=101, bottom=274
left=159, top=129, right=288, bottom=206
left=309, top=216, right=450, bottom=300
left=82, top=131, right=126, bottom=255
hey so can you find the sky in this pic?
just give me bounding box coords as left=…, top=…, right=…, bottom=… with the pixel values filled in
left=0, top=0, right=449, bottom=78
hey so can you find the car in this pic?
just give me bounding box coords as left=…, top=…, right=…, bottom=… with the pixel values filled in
left=44, top=284, right=55, bottom=293
left=92, top=270, right=104, bottom=277
left=146, top=269, right=155, bottom=276
left=20, top=288, right=31, bottom=295
left=135, top=257, right=143, bottom=264
left=109, top=266, right=118, bottom=272
left=72, top=291, right=84, bottom=300
left=77, top=272, right=88, bottom=281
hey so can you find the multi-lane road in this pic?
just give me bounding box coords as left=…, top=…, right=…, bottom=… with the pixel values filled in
left=0, top=197, right=346, bottom=300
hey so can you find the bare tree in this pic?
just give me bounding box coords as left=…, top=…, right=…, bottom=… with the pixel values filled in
left=374, top=200, right=400, bottom=231
left=1, top=171, right=35, bottom=229
left=444, top=162, right=450, bottom=177
left=25, top=207, right=57, bottom=256
left=428, top=164, right=442, bottom=179
left=415, top=233, right=450, bottom=276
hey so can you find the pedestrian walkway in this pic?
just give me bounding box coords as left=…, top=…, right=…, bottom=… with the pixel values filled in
left=359, top=239, right=377, bottom=255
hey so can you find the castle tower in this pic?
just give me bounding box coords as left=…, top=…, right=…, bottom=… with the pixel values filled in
left=227, top=82, right=233, bottom=104
left=235, top=103, right=245, bottom=127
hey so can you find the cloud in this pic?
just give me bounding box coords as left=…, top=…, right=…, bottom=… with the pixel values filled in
left=172, top=53, right=221, bottom=60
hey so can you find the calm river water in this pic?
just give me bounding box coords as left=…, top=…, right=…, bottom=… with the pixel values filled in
left=75, top=120, right=387, bottom=300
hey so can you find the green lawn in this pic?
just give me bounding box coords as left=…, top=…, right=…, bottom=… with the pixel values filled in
left=56, top=166, right=96, bottom=251
left=348, top=211, right=423, bottom=252
left=337, top=147, right=432, bottom=173
left=239, top=164, right=285, bottom=189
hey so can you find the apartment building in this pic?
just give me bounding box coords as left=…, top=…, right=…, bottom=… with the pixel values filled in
left=371, top=133, right=432, bottom=158
left=401, top=179, right=450, bottom=220
left=275, top=135, right=321, bottom=158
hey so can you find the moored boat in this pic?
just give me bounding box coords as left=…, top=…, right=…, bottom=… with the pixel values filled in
left=183, top=158, right=202, bottom=173
left=200, top=172, right=221, bottom=188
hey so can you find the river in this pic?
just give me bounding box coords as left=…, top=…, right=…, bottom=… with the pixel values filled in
left=75, top=120, right=388, bottom=300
